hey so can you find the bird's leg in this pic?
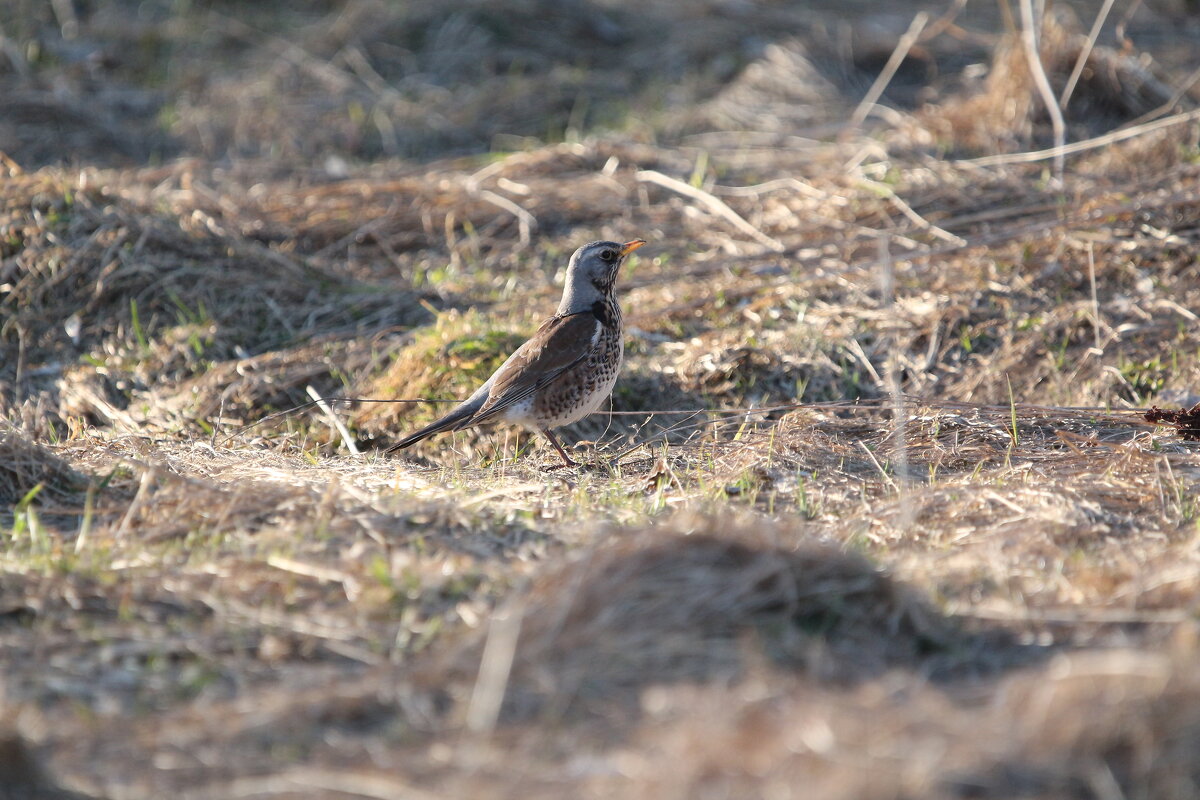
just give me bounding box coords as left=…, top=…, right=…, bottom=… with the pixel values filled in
left=540, top=427, right=577, bottom=468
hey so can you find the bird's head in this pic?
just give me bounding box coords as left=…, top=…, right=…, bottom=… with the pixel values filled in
left=565, top=239, right=646, bottom=295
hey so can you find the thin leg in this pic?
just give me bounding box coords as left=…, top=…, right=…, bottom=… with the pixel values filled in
left=540, top=427, right=577, bottom=467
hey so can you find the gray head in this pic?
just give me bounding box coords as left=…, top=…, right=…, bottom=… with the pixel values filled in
left=557, top=238, right=645, bottom=315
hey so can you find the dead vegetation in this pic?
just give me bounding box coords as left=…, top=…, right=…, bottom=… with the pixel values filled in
left=0, top=430, right=88, bottom=506
left=3, top=0, right=1200, bottom=798
left=431, top=527, right=955, bottom=726
left=1147, top=402, right=1200, bottom=440
left=601, top=643, right=1200, bottom=800
left=917, top=14, right=1193, bottom=155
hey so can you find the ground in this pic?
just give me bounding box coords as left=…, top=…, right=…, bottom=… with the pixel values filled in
left=3, top=1, right=1200, bottom=798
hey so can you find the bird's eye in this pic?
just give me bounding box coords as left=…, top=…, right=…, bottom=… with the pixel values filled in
left=599, top=249, right=617, bottom=261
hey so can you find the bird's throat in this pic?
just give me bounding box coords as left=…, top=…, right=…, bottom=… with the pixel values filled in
left=591, top=297, right=619, bottom=328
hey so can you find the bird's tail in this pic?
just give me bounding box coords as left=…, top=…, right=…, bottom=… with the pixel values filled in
left=385, top=393, right=485, bottom=454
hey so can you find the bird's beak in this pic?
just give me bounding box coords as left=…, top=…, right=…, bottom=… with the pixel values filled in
left=619, top=239, right=647, bottom=257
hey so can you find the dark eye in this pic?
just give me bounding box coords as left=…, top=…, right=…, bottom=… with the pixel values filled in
left=599, top=248, right=617, bottom=262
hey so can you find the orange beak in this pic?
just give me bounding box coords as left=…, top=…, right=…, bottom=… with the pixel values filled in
left=619, top=239, right=647, bottom=257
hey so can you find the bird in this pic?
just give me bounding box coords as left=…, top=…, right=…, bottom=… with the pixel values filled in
left=387, top=238, right=646, bottom=466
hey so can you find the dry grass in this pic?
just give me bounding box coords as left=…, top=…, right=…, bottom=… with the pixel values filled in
left=3, top=1, right=1200, bottom=798
left=430, top=525, right=954, bottom=725
left=0, top=429, right=88, bottom=506
left=917, top=14, right=1188, bottom=156
left=603, top=643, right=1200, bottom=800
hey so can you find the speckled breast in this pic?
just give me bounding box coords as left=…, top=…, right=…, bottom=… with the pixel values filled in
left=533, top=307, right=623, bottom=428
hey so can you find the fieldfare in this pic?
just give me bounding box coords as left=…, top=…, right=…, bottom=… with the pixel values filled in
left=387, top=238, right=646, bottom=466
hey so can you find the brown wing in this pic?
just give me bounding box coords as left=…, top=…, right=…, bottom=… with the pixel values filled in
left=469, top=313, right=599, bottom=426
